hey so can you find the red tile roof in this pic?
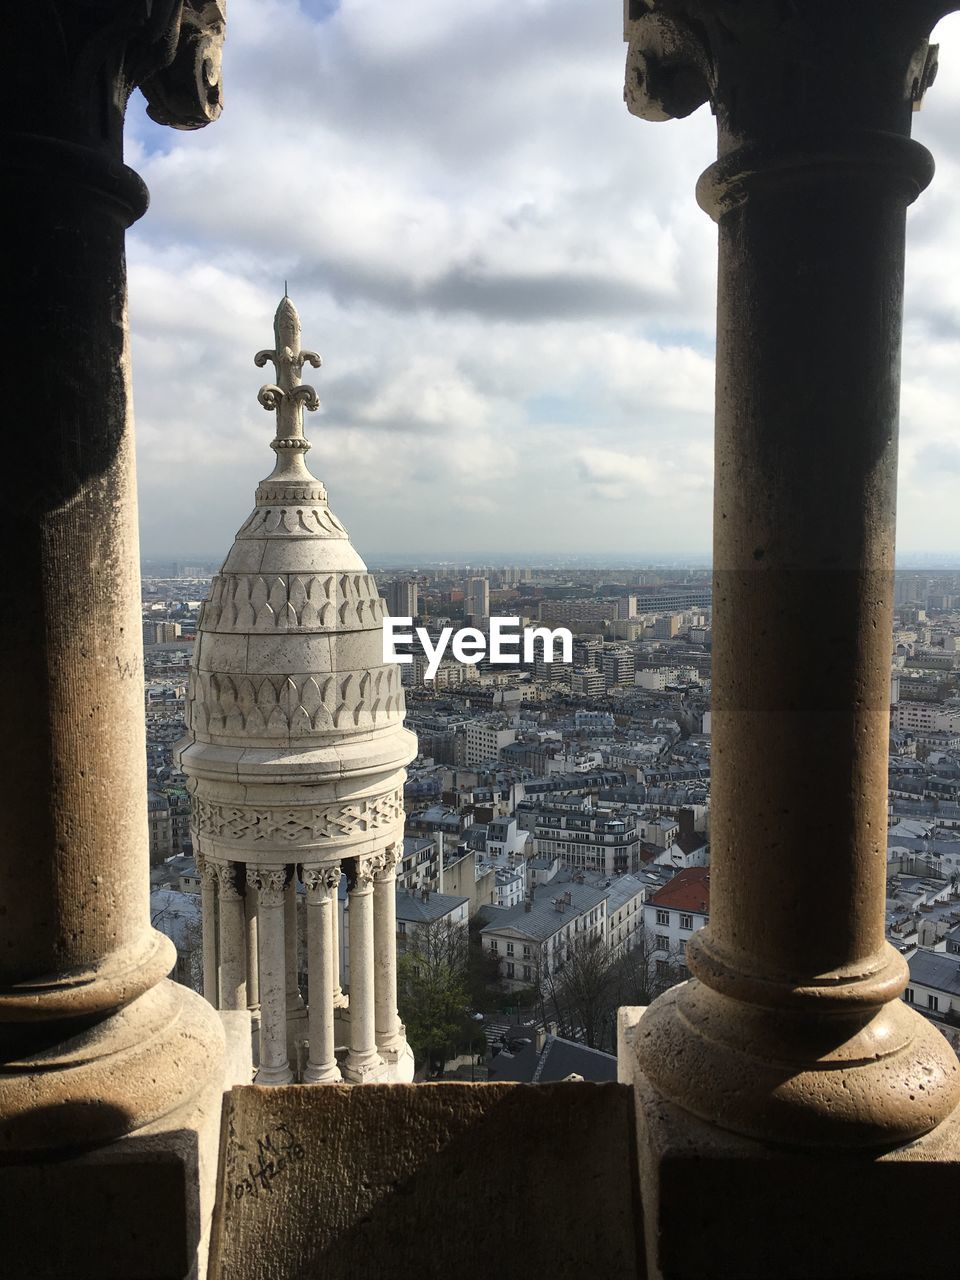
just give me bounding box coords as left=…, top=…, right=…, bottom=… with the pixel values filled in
left=649, top=867, right=710, bottom=914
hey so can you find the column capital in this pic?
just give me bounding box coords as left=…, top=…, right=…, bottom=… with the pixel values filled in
left=1, top=2, right=226, bottom=152
left=301, top=862, right=341, bottom=901
left=213, top=859, right=244, bottom=902
left=372, top=845, right=400, bottom=882
left=246, top=865, right=287, bottom=908
left=623, top=1, right=953, bottom=147
left=346, top=854, right=380, bottom=892
left=196, top=852, right=219, bottom=888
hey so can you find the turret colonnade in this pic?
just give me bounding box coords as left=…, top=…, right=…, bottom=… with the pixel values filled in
left=195, top=846, right=404, bottom=1084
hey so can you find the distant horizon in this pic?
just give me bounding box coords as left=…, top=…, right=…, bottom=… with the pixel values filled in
left=139, top=550, right=960, bottom=572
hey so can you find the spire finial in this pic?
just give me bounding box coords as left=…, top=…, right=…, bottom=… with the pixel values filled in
left=253, top=295, right=323, bottom=486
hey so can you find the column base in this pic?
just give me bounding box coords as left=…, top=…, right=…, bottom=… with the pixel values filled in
left=630, top=974, right=960, bottom=1149
left=303, top=1061, right=342, bottom=1084
left=380, top=1039, right=415, bottom=1083
left=0, top=979, right=225, bottom=1154
left=0, top=987, right=233, bottom=1280
left=254, top=1062, right=294, bottom=1086
left=621, top=1020, right=960, bottom=1280
left=341, top=1051, right=387, bottom=1084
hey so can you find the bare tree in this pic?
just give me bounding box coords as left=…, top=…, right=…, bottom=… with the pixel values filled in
left=398, top=916, right=470, bottom=1075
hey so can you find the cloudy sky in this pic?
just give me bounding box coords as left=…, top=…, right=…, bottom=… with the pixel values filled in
left=126, top=2, right=960, bottom=564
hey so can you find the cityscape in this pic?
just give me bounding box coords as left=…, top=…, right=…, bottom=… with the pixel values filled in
left=13, top=2, right=960, bottom=1275
left=145, top=557, right=960, bottom=1079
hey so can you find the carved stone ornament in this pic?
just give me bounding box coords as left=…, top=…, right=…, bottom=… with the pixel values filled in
left=349, top=856, right=379, bottom=892
left=188, top=665, right=402, bottom=738
left=197, top=852, right=219, bottom=887
left=301, top=863, right=342, bottom=899
left=200, top=572, right=385, bottom=634
left=141, top=1, right=227, bottom=130
left=10, top=1, right=228, bottom=152
left=372, top=845, right=400, bottom=880
left=623, top=1, right=954, bottom=142
left=246, top=866, right=287, bottom=907
left=194, top=792, right=403, bottom=847
left=214, top=859, right=244, bottom=900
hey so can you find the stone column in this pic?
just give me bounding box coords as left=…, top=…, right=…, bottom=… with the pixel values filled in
left=0, top=5, right=228, bottom=1164
left=343, top=856, right=384, bottom=1083
left=330, top=867, right=346, bottom=1006
left=373, top=845, right=405, bottom=1063
left=215, top=861, right=247, bottom=1012
left=245, top=887, right=261, bottom=1013
left=285, top=875, right=304, bottom=1013
left=199, top=852, right=219, bottom=1007
left=248, top=867, right=292, bottom=1085
left=623, top=0, right=960, bottom=1149
left=301, top=864, right=342, bottom=1083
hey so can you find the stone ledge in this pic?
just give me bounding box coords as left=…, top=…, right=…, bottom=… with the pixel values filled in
left=620, top=1008, right=960, bottom=1279
left=209, top=1082, right=643, bottom=1279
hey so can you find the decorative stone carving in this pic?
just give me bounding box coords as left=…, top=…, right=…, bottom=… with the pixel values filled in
left=195, top=792, right=403, bottom=846
left=350, top=856, right=380, bottom=892
left=301, top=863, right=342, bottom=899
left=372, top=844, right=400, bottom=881
left=188, top=665, right=402, bottom=737
left=213, top=859, right=244, bottom=901
left=141, top=1, right=227, bottom=130
left=197, top=852, right=219, bottom=887
left=200, top=572, right=385, bottom=633
left=246, top=866, right=287, bottom=908
left=10, top=1, right=226, bottom=148
left=233, top=505, right=348, bottom=539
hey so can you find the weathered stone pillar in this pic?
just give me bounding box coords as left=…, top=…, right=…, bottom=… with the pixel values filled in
left=215, top=862, right=247, bottom=1012
left=373, top=845, right=405, bottom=1063
left=331, top=869, right=346, bottom=1006
left=302, top=864, right=342, bottom=1084
left=199, top=852, right=219, bottom=1006
left=248, top=867, right=292, bottom=1085
left=623, top=0, right=960, bottom=1151
left=245, top=887, right=260, bottom=1012
left=343, top=857, right=384, bottom=1082
left=285, top=875, right=304, bottom=1013
left=0, top=10, right=231, bottom=1273
left=0, top=1, right=227, bottom=1174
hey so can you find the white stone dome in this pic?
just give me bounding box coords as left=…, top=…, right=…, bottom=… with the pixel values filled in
left=178, top=297, right=416, bottom=868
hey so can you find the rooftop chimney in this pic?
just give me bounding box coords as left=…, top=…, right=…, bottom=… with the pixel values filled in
left=678, top=807, right=695, bottom=840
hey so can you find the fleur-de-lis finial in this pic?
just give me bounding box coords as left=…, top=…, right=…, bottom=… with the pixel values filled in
left=254, top=296, right=323, bottom=480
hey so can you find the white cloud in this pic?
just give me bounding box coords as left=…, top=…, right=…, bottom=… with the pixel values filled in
left=125, top=0, right=960, bottom=560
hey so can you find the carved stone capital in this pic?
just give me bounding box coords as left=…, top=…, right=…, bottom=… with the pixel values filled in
left=214, top=859, right=244, bottom=901
left=142, top=1, right=227, bottom=130
left=372, top=845, right=400, bottom=882
left=3, top=2, right=227, bottom=153
left=197, top=852, right=219, bottom=888
left=348, top=855, right=378, bottom=893
left=301, top=862, right=342, bottom=901
left=246, top=865, right=286, bottom=907
left=623, top=1, right=951, bottom=146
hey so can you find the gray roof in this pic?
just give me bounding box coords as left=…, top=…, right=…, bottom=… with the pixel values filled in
left=908, top=949, right=960, bottom=997
left=480, top=883, right=606, bottom=943
left=396, top=888, right=469, bottom=924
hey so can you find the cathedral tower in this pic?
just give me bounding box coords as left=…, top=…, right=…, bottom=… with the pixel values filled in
left=178, top=297, right=416, bottom=1083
